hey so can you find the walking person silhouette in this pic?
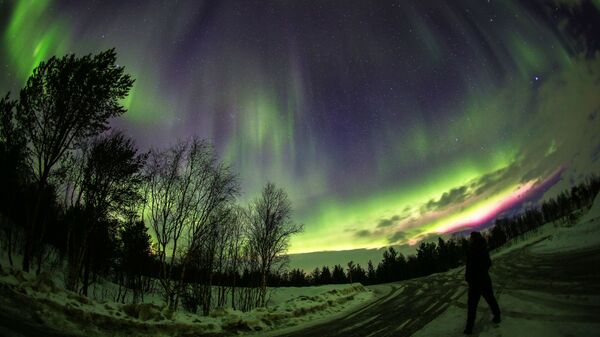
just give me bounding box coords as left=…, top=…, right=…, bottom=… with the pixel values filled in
left=464, top=231, right=501, bottom=335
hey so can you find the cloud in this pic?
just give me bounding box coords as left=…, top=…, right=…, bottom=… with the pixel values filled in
left=471, top=164, right=520, bottom=196
left=387, top=227, right=448, bottom=246
left=377, top=213, right=410, bottom=228
left=412, top=231, right=449, bottom=244
left=423, top=185, right=470, bottom=211
left=387, top=230, right=410, bottom=244
left=355, top=229, right=372, bottom=238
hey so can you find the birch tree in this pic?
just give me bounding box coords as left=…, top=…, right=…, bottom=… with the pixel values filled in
left=144, top=138, right=237, bottom=310
left=247, top=183, right=303, bottom=306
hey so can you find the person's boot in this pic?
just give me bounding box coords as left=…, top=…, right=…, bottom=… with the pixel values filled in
left=463, top=328, right=473, bottom=335
left=492, top=314, right=501, bottom=324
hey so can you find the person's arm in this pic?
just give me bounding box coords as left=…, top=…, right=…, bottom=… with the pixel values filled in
left=484, top=251, right=492, bottom=270
left=465, top=254, right=472, bottom=283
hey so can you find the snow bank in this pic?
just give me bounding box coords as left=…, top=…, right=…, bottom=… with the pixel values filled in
left=488, top=193, right=600, bottom=257
left=0, top=261, right=372, bottom=336
left=531, top=216, right=600, bottom=253
left=578, top=192, right=600, bottom=224
left=0, top=220, right=375, bottom=336
left=211, top=284, right=372, bottom=333
left=490, top=220, right=560, bottom=259
left=531, top=195, right=600, bottom=253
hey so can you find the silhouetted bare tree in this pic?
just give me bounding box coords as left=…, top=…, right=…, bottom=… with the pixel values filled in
left=63, top=131, right=145, bottom=294
left=144, top=138, right=238, bottom=311
left=247, top=182, right=303, bottom=306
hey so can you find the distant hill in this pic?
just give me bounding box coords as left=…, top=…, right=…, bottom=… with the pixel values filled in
left=288, top=241, right=434, bottom=272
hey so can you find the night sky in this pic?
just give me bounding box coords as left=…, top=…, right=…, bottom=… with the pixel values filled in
left=2, top=0, right=600, bottom=255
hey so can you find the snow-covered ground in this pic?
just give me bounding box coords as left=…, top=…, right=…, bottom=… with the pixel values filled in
left=412, top=195, right=600, bottom=337
left=531, top=197, right=600, bottom=254
left=0, top=247, right=374, bottom=337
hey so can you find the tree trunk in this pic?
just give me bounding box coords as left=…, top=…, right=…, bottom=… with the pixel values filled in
left=203, top=272, right=213, bottom=315
left=7, top=227, right=14, bottom=267
left=35, top=246, right=43, bottom=275
left=231, top=275, right=236, bottom=310
left=173, top=259, right=189, bottom=312
left=260, top=271, right=267, bottom=307
left=82, top=250, right=91, bottom=296
left=23, top=174, right=48, bottom=272
left=22, top=224, right=34, bottom=272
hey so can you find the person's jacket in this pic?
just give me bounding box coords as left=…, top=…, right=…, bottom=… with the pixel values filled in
left=465, top=248, right=491, bottom=285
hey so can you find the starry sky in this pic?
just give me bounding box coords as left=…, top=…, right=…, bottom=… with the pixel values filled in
left=2, top=0, right=600, bottom=256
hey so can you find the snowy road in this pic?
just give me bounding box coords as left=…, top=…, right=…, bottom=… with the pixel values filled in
left=273, top=266, right=466, bottom=337
left=274, top=238, right=600, bottom=337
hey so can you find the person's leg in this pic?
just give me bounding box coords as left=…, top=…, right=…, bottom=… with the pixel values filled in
left=465, top=285, right=481, bottom=334
left=482, top=282, right=501, bottom=322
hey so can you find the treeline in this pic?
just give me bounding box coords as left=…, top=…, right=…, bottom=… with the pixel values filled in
left=275, top=175, right=600, bottom=287
left=0, top=49, right=302, bottom=315
left=487, top=175, right=600, bottom=250
left=270, top=237, right=469, bottom=287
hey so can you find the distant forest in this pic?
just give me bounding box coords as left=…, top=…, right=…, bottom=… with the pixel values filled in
left=1, top=49, right=599, bottom=317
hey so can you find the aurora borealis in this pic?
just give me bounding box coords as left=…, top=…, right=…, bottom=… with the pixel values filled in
left=2, top=0, right=600, bottom=256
